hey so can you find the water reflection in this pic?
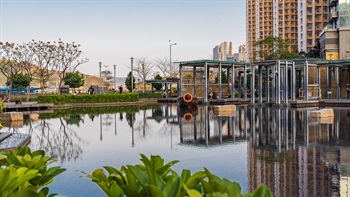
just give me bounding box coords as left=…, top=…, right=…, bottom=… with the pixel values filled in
left=1, top=105, right=350, bottom=196
left=176, top=105, right=350, bottom=196
left=30, top=118, right=86, bottom=163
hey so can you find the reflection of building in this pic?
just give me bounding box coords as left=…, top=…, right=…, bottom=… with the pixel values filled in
left=213, top=42, right=233, bottom=61
left=320, top=0, right=350, bottom=60
left=247, top=108, right=350, bottom=196
left=248, top=146, right=331, bottom=196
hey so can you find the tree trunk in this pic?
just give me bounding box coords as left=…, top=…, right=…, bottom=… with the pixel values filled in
left=26, top=85, right=31, bottom=102
left=7, top=82, right=13, bottom=102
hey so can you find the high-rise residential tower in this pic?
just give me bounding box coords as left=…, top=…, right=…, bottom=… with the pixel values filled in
left=246, top=0, right=328, bottom=61
left=298, top=0, right=329, bottom=53
left=320, top=0, right=350, bottom=60
left=213, top=41, right=233, bottom=61
left=233, top=44, right=248, bottom=62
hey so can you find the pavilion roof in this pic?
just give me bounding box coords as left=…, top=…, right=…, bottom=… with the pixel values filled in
left=176, top=59, right=246, bottom=67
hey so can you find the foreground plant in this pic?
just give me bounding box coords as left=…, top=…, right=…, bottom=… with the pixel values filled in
left=80, top=154, right=273, bottom=197
left=0, top=147, right=66, bottom=197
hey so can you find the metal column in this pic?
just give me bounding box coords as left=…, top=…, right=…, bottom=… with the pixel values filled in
left=244, top=64, right=248, bottom=100
left=266, top=65, right=270, bottom=103
left=304, top=62, right=309, bottom=101
left=277, top=61, right=281, bottom=105
left=193, top=66, right=197, bottom=97
left=179, top=65, right=183, bottom=97
left=231, top=64, right=235, bottom=99
left=258, top=66, right=263, bottom=104
left=292, top=62, right=296, bottom=101
left=284, top=62, right=288, bottom=104
left=251, top=64, right=255, bottom=104
left=219, top=63, right=222, bottom=99
left=204, top=62, right=208, bottom=104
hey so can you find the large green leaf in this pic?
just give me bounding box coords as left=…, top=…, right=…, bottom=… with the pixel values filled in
left=187, top=189, right=202, bottom=197
left=127, top=165, right=149, bottom=189
left=162, top=172, right=181, bottom=197
left=221, top=179, right=242, bottom=197
left=185, top=171, right=206, bottom=189
left=30, top=166, right=66, bottom=187
left=180, top=169, right=191, bottom=183
left=147, top=185, right=165, bottom=197
left=251, top=184, right=273, bottom=197
left=121, top=185, right=139, bottom=197
left=0, top=154, right=7, bottom=160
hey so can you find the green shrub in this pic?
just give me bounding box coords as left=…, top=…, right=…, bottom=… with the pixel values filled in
left=80, top=154, right=273, bottom=197
left=9, top=96, right=38, bottom=102
left=0, top=147, right=66, bottom=197
left=37, top=93, right=139, bottom=105
left=138, top=92, right=162, bottom=99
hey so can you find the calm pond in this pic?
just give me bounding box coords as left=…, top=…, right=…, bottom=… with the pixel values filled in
left=2, top=104, right=350, bottom=197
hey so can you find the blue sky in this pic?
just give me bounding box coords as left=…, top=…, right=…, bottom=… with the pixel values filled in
left=0, top=0, right=246, bottom=77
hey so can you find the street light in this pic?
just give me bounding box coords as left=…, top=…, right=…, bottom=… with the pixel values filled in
left=169, top=41, right=177, bottom=74
left=99, top=62, right=102, bottom=94
left=130, top=57, right=134, bottom=92
left=113, top=64, right=117, bottom=91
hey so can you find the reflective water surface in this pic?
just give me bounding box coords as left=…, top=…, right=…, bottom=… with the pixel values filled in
left=2, top=104, right=350, bottom=197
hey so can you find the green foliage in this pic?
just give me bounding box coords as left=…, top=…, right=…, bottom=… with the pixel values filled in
left=125, top=71, right=135, bottom=92
left=80, top=154, right=273, bottom=197
left=6, top=73, right=30, bottom=89
left=138, top=92, right=162, bottom=99
left=306, top=42, right=320, bottom=58
left=152, top=74, right=163, bottom=91
left=215, top=70, right=228, bottom=83
left=64, top=72, right=85, bottom=89
left=8, top=96, right=37, bottom=102
left=255, top=36, right=300, bottom=60
left=37, top=93, right=139, bottom=105
left=0, top=147, right=66, bottom=197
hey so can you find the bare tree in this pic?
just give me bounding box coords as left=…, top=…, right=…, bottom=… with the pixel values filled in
left=32, top=40, right=59, bottom=89
left=155, top=57, right=170, bottom=77
left=17, top=42, right=39, bottom=101
left=134, top=57, right=154, bottom=92
left=56, top=39, right=88, bottom=93
left=155, top=57, right=179, bottom=78
left=0, top=42, right=23, bottom=101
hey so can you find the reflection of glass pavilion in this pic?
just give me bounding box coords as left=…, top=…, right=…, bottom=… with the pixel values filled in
left=178, top=105, right=249, bottom=147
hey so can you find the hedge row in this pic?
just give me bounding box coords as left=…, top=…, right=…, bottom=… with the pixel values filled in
left=138, top=92, right=162, bottom=98
left=37, top=93, right=139, bottom=105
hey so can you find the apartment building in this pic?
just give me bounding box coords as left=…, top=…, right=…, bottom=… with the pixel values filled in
left=246, top=0, right=328, bottom=61
left=298, top=0, right=329, bottom=53
left=232, top=44, right=248, bottom=62
left=213, top=41, right=233, bottom=61
left=320, top=0, right=350, bottom=60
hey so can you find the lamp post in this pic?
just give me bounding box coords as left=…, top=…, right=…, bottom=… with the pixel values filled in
left=113, top=64, right=117, bottom=91
left=169, top=42, right=177, bottom=74
left=169, top=41, right=177, bottom=98
left=130, top=57, right=134, bottom=92
left=99, top=62, right=102, bottom=94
